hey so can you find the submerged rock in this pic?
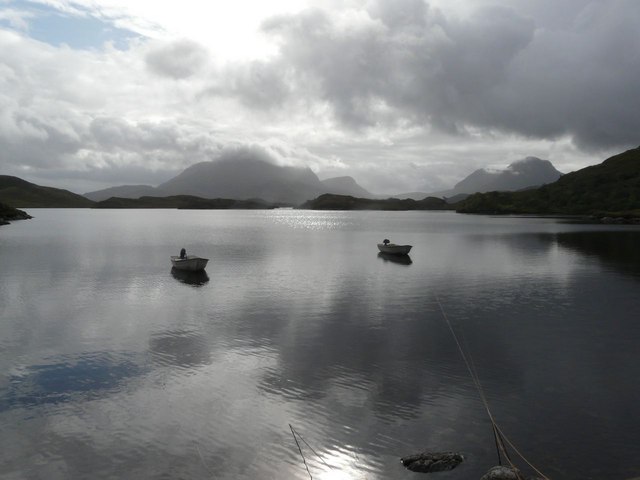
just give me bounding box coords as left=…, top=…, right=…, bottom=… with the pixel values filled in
left=481, top=466, right=523, bottom=479
left=400, top=451, right=464, bottom=473
left=480, top=465, right=544, bottom=480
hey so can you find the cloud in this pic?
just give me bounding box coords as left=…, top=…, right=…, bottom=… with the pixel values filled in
left=0, top=29, right=224, bottom=189
left=260, top=0, right=640, bottom=150
left=0, top=8, right=34, bottom=30
left=502, top=1, right=640, bottom=149
left=223, top=60, right=292, bottom=109
left=261, top=3, right=536, bottom=130
left=145, top=39, right=208, bottom=78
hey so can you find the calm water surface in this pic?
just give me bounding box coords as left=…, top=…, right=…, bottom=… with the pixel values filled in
left=1, top=209, right=639, bottom=479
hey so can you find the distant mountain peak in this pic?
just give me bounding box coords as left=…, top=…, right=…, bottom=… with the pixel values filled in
left=157, top=150, right=324, bottom=204
left=320, top=176, right=372, bottom=197
left=507, top=156, right=558, bottom=175
left=433, top=156, right=563, bottom=197
left=84, top=150, right=373, bottom=205
left=512, top=156, right=544, bottom=164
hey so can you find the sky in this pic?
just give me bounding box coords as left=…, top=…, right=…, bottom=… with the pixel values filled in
left=0, top=0, right=639, bottom=195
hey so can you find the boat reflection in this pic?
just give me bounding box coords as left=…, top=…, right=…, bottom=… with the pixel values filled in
left=170, top=268, right=210, bottom=286
left=377, top=252, right=412, bottom=265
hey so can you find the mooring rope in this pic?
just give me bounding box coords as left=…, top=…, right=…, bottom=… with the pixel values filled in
left=434, top=295, right=551, bottom=480
left=290, top=424, right=335, bottom=471
left=290, top=423, right=314, bottom=479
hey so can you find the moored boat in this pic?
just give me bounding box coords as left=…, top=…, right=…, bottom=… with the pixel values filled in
left=377, top=239, right=412, bottom=255
left=170, top=255, right=209, bottom=271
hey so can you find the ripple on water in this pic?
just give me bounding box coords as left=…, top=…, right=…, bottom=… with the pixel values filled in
left=149, top=329, right=212, bottom=370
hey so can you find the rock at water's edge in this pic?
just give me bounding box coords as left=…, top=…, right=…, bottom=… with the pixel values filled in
left=400, top=451, right=464, bottom=473
left=480, top=465, right=544, bottom=480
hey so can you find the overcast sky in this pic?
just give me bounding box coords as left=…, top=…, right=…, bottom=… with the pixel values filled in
left=1, top=0, right=638, bottom=194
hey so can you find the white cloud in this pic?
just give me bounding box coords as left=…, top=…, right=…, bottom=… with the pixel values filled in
left=145, top=39, right=209, bottom=79
left=0, top=7, right=34, bottom=30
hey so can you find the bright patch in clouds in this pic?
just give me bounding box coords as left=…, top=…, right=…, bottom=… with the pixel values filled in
left=0, top=0, right=638, bottom=194
left=24, top=0, right=309, bottom=59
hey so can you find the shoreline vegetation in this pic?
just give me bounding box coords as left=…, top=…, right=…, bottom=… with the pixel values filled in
left=299, top=193, right=452, bottom=210
left=92, top=195, right=279, bottom=209
left=1, top=147, right=638, bottom=222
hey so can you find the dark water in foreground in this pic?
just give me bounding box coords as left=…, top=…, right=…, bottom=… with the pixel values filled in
left=1, top=209, right=639, bottom=480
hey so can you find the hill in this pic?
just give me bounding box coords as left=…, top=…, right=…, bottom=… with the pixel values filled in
left=0, top=176, right=94, bottom=208
left=84, top=185, right=158, bottom=202
left=300, top=193, right=452, bottom=210
left=457, top=147, right=640, bottom=216
left=93, top=195, right=276, bottom=209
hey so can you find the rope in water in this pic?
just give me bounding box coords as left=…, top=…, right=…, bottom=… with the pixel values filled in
left=290, top=424, right=314, bottom=479
left=290, top=424, right=335, bottom=471
left=434, top=295, right=551, bottom=480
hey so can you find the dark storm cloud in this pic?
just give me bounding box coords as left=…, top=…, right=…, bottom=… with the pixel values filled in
left=145, top=39, right=208, bottom=79
left=264, top=7, right=408, bottom=127
left=503, top=1, right=640, bottom=149
left=262, top=2, right=535, bottom=130
left=260, top=0, right=640, bottom=149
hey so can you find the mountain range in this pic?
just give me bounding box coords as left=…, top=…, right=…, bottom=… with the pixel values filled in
left=2, top=148, right=637, bottom=216
left=84, top=154, right=562, bottom=204
left=442, top=157, right=562, bottom=196
left=395, top=156, right=563, bottom=200
left=84, top=153, right=373, bottom=204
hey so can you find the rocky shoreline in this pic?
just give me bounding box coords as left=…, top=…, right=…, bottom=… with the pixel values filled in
left=0, top=202, right=32, bottom=226
left=596, top=215, right=640, bottom=225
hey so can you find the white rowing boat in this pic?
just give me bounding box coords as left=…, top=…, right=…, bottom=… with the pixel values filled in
left=170, top=255, right=209, bottom=271
left=377, top=239, right=412, bottom=255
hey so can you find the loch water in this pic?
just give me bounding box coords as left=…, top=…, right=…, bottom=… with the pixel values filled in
left=1, top=209, right=639, bottom=479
